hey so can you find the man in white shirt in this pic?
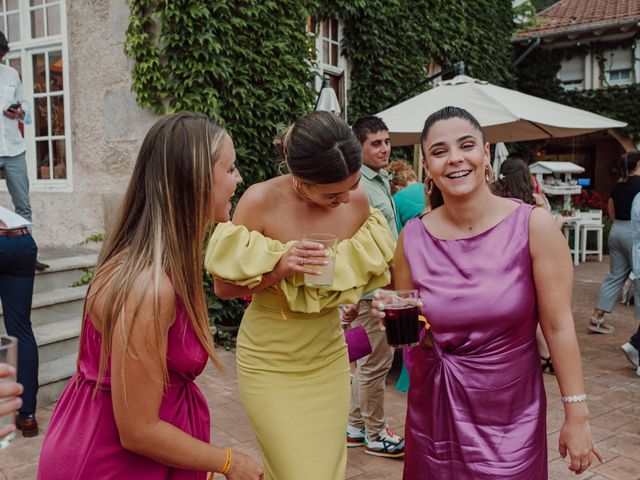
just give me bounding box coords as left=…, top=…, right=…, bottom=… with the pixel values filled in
left=0, top=31, right=46, bottom=270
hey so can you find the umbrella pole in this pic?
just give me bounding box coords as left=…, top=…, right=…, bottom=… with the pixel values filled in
left=413, top=144, right=423, bottom=182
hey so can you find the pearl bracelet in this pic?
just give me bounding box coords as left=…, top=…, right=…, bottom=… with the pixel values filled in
left=561, top=393, right=587, bottom=404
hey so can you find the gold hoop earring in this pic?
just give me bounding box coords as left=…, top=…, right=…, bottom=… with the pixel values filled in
left=424, top=177, right=434, bottom=196
left=485, top=164, right=494, bottom=184
left=292, top=178, right=311, bottom=201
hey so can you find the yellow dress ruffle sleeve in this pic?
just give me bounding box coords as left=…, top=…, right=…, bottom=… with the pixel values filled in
left=204, top=208, right=395, bottom=313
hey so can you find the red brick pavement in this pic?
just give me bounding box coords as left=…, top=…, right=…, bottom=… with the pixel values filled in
left=1, top=258, right=639, bottom=479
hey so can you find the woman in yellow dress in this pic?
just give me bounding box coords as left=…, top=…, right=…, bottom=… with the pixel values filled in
left=205, top=111, right=395, bottom=480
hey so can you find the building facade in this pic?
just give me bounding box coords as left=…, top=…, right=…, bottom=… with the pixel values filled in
left=0, top=1, right=157, bottom=247
left=0, top=3, right=347, bottom=248
left=515, top=0, right=640, bottom=194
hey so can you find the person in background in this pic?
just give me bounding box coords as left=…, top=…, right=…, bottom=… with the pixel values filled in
left=0, top=31, right=47, bottom=271
left=588, top=151, right=640, bottom=334
left=493, top=154, right=560, bottom=374
left=0, top=205, right=39, bottom=437
left=380, top=106, right=601, bottom=478
left=621, top=182, right=640, bottom=377
left=347, top=116, right=404, bottom=458
left=386, top=159, right=426, bottom=229
left=0, top=363, right=23, bottom=440
left=38, top=112, right=263, bottom=480
left=206, top=111, right=395, bottom=479
left=385, top=160, right=427, bottom=393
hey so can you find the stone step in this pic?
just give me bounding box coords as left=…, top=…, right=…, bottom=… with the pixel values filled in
left=0, top=316, right=81, bottom=363
left=0, top=285, right=88, bottom=328
left=33, top=316, right=82, bottom=364
left=33, top=253, right=98, bottom=294
left=37, top=352, right=77, bottom=406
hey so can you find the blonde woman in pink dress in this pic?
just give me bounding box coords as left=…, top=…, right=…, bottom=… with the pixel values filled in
left=38, top=113, right=263, bottom=480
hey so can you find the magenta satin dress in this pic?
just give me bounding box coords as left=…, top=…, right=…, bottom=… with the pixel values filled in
left=403, top=202, right=547, bottom=479
left=38, top=297, right=210, bottom=480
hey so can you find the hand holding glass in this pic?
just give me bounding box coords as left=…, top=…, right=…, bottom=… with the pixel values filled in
left=302, top=234, right=337, bottom=287
left=374, top=290, right=421, bottom=347
left=0, top=336, right=19, bottom=449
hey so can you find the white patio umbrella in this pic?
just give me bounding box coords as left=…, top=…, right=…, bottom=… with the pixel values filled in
left=492, top=142, right=509, bottom=179
left=376, top=75, right=627, bottom=146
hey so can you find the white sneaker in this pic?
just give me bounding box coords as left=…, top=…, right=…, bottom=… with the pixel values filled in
left=364, top=426, right=404, bottom=458
left=346, top=424, right=365, bottom=447
left=636, top=365, right=640, bottom=378
left=621, top=342, right=640, bottom=367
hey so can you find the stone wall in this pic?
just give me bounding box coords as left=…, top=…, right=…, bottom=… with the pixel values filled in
left=0, top=0, right=158, bottom=247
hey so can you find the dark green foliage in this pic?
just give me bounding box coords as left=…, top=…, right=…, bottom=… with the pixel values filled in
left=125, top=0, right=317, bottom=188
left=320, top=0, right=515, bottom=122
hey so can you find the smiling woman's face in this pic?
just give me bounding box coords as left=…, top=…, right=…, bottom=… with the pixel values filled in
left=422, top=117, right=490, bottom=199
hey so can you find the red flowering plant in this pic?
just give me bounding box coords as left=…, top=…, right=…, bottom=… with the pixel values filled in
left=571, top=190, right=608, bottom=211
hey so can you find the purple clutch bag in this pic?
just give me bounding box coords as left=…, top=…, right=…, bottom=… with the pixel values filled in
left=344, top=326, right=372, bottom=363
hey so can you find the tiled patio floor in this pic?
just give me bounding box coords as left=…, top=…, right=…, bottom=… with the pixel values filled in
left=1, top=257, right=639, bottom=479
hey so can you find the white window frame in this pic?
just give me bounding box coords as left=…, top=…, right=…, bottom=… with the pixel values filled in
left=605, top=68, right=633, bottom=86
left=0, top=0, right=72, bottom=193
left=560, top=79, right=584, bottom=91
left=310, top=17, right=348, bottom=118
left=557, top=55, right=585, bottom=91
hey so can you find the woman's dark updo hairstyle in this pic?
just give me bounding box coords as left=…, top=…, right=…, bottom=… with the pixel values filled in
left=493, top=155, right=535, bottom=205
left=274, top=111, right=362, bottom=184
left=617, top=150, right=640, bottom=183
left=420, top=106, right=486, bottom=209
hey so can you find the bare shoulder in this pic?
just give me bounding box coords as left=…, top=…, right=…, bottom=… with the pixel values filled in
left=529, top=207, right=567, bottom=253
left=234, top=181, right=271, bottom=212
left=233, top=177, right=285, bottom=230
left=126, top=270, right=176, bottom=327
left=529, top=206, right=558, bottom=231
left=350, top=185, right=372, bottom=225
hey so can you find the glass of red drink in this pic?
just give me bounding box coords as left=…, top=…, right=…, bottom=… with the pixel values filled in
left=378, top=289, right=420, bottom=347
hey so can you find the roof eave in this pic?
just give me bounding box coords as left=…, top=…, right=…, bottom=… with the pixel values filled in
left=513, top=17, right=640, bottom=43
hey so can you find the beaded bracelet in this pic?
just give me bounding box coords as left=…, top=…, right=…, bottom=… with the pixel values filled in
left=561, top=393, right=587, bottom=404
left=220, top=447, right=232, bottom=476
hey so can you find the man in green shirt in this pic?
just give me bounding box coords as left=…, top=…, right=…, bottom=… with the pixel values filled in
left=347, top=116, right=404, bottom=458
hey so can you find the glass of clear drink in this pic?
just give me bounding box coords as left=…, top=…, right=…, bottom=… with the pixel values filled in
left=0, top=335, right=18, bottom=449
left=302, top=233, right=338, bottom=287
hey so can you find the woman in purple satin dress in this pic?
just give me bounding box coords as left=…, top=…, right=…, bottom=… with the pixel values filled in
left=38, top=113, right=263, bottom=480
left=380, top=107, right=602, bottom=479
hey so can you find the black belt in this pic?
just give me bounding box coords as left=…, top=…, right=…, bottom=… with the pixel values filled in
left=0, top=226, right=30, bottom=237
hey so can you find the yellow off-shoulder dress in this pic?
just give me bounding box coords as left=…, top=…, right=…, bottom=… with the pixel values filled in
left=204, top=209, right=395, bottom=480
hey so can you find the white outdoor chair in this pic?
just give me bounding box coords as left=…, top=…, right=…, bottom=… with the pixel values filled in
left=562, top=219, right=581, bottom=266
left=580, top=210, right=604, bottom=262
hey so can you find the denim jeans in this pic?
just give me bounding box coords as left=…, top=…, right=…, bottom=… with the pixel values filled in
left=595, top=221, right=640, bottom=317
left=0, top=232, right=38, bottom=415
left=0, top=151, right=32, bottom=222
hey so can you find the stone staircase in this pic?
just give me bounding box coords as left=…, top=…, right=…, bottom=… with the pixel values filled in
left=0, top=248, right=99, bottom=406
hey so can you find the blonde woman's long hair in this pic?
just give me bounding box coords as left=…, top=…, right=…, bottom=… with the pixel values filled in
left=85, top=112, right=225, bottom=390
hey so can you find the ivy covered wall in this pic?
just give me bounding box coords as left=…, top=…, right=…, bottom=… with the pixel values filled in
left=126, top=0, right=517, bottom=182
left=125, top=0, right=317, bottom=186
left=320, top=0, right=515, bottom=122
